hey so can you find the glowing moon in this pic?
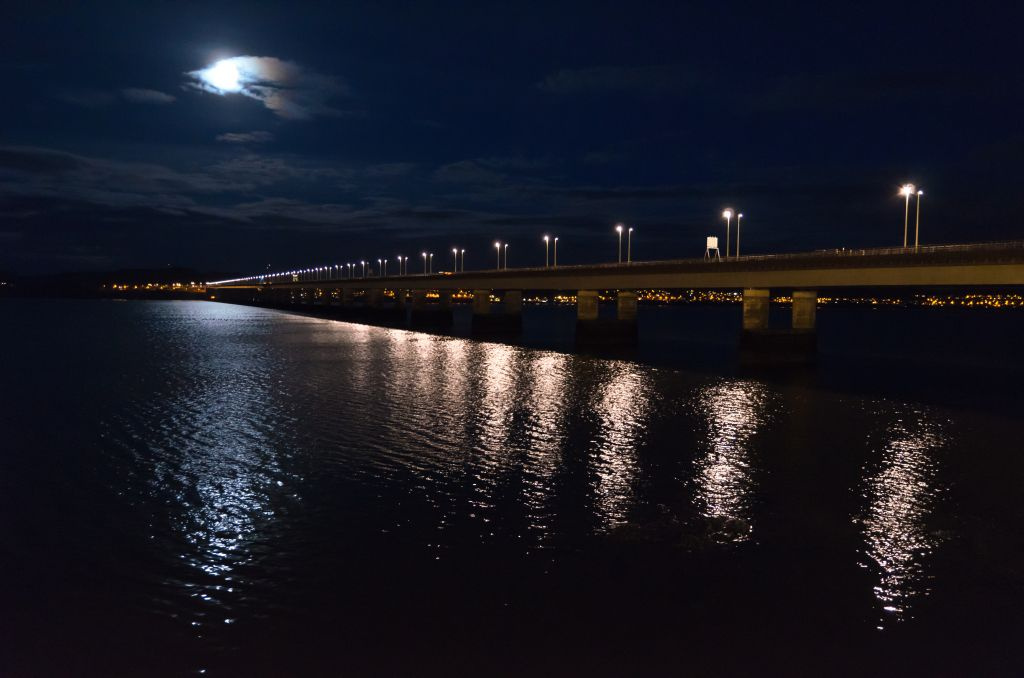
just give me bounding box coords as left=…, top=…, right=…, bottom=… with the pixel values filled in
left=205, top=59, right=243, bottom=92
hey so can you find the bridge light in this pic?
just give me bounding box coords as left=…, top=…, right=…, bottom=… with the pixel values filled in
left=737, top=213, right=744, bottom=257
left=915, top=190, right=924, bottom=250
left=723, top=210, right=734, bottom=259
left=900, top=184, right=916, bottom=247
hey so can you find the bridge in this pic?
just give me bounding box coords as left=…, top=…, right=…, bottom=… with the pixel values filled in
left=207, top=241, right=1024, bottom=359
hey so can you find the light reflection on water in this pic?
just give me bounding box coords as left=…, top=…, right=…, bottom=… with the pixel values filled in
left=588, top=362, right=652, bottom=528
left=693, top=381, right=770, bottom=542
left=520, top=351, right=570, bottom=534
left=859, top=409, right=947, bottom=627
left=18, top=299, right=1021, bottom=670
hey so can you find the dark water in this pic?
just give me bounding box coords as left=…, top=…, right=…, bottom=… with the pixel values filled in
left=2, top=299, right=1024, bottom=676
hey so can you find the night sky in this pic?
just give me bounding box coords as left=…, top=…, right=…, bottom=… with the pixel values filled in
left=2, top=1, right=1022, bottom=275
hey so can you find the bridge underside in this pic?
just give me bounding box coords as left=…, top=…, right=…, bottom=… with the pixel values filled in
left=207, top=243, right=1024, bottom=364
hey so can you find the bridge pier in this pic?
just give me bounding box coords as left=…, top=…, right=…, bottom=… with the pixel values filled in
left=576, top=290, right=639, bottom=347
left=740, top=288, right=817, bottom=364
left=410, top=289, right=453, bottom=329
left=362, top=288, right=405, bottom=326
left=471, top=289, right=522, bottom=337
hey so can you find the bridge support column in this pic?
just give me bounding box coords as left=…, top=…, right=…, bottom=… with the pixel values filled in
left=503, top=290, right=523, bottom=315
left=471, top=289, right=520, bottom=337
left=739, top=288, right=816, bottom=365
left=410, top=289, right=453, bottom=329
left=576, top=290, right=638, bottom=347
left=577, top=290, right=599, bottom=321
left=472, top=289, right=491, bottom=315
left=792, top=290, right=817, bottom=330
left=617, top=290, right=638, bottom=321
left=742, top=288, right=770, bottom=331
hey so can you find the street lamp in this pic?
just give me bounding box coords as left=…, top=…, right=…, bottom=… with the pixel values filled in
left=900, top=183, right=916, bottom=248
left=503, top=243, right=509, bottom=269
left=615, top=223, right=624, bottom=263
left=722, top=209, right=733, bottom=259
left=915, top=190, right=924, bottom=249
left=543, top=235, right=550, bottom=267
left=736, top=213, right=744, bottom=257
left=553, top=237, right=559, bottom=267
left=460, top=249, right=465, bottom=272
left=627, top=227, right=634, bottom=263
left=383, top=259, right=388, bottom=277
left=495, top=241, right=501, bottom=269
left=361, top=260, right=367, bottom=278
left=377, top=258, right=382, bottom=277
left=452, top=248, right=458, bottom=273
left=422, top=252, right=428, bottom=275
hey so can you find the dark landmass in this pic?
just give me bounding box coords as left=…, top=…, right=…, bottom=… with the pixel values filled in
left=0, top=267, right=230, bottom=299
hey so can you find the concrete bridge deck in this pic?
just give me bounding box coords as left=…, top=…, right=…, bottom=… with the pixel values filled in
left=206, top=241, right=1024, bottom=362
left=209, top=241, right=1024, bottom=292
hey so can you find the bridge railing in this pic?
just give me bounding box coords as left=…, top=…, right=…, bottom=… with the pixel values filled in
left=209, top=240, right=1024, bottom=285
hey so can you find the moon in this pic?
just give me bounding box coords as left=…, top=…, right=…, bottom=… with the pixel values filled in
left=204, top=59, right=243, bottom=93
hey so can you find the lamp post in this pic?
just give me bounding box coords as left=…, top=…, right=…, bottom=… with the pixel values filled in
left=900, top=183, right=916, bottom=248
left=460, top=249, right=465, bottom=272
left=377, top=258, right=382, bottom=277
left=736, top=213, right=743, bottom=258
left=452, top=248, right=458, bottom=272
left=503, top=243, right=508, bottom=269
left=361, top=260, right=367, bottom=278
left=615, top=223, right=624, bottom=263
left=915, top=190, right=924, bottom=249
left=495, top=241, right=501, bottom=269
left=429, top=253, right=433, bottom=273
left=422, top=252, right=428, bottom=275
left=722, top=209, right=733, bottom=259
left=543, top=235, right=550, bottom=267
left=627, top=227, right=633, bottom=263
left=383, top=259, right=388, bottom=277
left=553, top=237, right=559, bottom=267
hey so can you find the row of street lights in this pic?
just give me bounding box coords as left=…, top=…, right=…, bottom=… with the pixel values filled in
left=615, top=223, right=634, bottom=263
left=721, top=209, right=744, bottom=258
left=899, top=183, right=925, bottom=249
left=543, top=235, right=559, bottom=267
left=494, top=242, right=509, bottom=269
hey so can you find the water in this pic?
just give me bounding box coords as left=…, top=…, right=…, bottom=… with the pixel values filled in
left=2, top=299, right=1023, bottom=675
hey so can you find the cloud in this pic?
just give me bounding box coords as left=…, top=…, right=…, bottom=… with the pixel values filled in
left=751, top=70, right=1006, bottom=113
left=433, top=156, right=550, bottom=185
left=538, top=65, right=697, bottom=96
left=54, top=88, right=116, bottom=108
left=433, top=160, right=505, bottom=185
left=216, top=131, right=275, bottom=144
left=186, top=56, right=348, bottom=120
left=365, top=162, right=416, bottom=177
left=121, top=88, right=176, bottom=104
